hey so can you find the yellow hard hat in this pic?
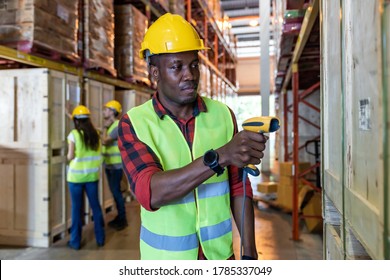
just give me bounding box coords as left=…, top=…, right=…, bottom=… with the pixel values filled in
left=72, top=105, right=90, bottom=120
left=105, top=100, right=122, bottom=114
left=139, top=13, right=209, bottom=59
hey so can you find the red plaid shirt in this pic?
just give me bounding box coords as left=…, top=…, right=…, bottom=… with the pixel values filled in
left=118, top=93, right=252, bottom=260
left=118, top=93, right=252, bottom=212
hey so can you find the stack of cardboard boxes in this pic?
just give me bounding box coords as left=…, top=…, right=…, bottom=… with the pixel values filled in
left=277, top=161, right=322, bottom=232
left=277, top=161, right=310, bottom=211
left=114, top=4, right=148, bottom=84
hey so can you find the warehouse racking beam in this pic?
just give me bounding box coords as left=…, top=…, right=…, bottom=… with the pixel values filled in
left=0, top=46, right=81, bottom=76
left=289, top=64, right=321, bottom=241
left=186, top=0, right=238, bottom=93
left=0, top=45, right=154, bottom=92
left=140, top=0, right=162, bottom=17
left=84, top=72, right=154, bottom=93
left=281, top=0, right=319, bottom=93
left=198, top=52, right=238, bottom=93
left=194, top=0, right=237, bottom=64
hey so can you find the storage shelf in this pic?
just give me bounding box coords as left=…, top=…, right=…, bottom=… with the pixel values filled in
left=198, top=52, right=237, bottom=92
left=193, top=0, right=237, bottom=64
left=0, top=1, right=237, bottom=94
left=0, top=45, right=154, bottom=93
left=281, top=0, right=319, bottom=92
left=0, top=46, right=81, bottom=76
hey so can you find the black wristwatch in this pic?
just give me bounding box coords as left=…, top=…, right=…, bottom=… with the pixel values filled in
left=203, top=149, right=225, bottom=176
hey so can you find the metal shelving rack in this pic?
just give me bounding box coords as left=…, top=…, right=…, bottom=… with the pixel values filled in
left=116, top=0, right=238, bottom=94
left=277, top=0, right=322, bottom=241
left=0, top=0, right=238, bottom=95
left=187, top=0, right=238, bottom=93
left=0, top=44, right=154, bottom=93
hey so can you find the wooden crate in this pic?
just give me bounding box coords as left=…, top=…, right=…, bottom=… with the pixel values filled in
left=85, top=79, right=115, bottom=214
left=279, top=161, right=310, bottom=177
left=115, top=89, right=152, bottom=113
left=324, top=223, right=344, bottom=260
left=385, top=1, right=390, bottom=249
left=343, top=0, right=385, bottom=260
left=322, top=0, right=344, bottom=215
left=322, top=0, right=389, bottom=259
left=0, top=68, right=81, bottom=247
left=302, top=191, right=323, bottom=233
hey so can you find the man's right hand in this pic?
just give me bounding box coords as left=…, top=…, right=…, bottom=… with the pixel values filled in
left=217, top=130, right=268, bottom=169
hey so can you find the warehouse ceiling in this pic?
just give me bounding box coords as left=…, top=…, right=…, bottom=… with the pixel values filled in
left=220, top=0, right=311, bottom=59
left=220, top=0, right=263, bottom=58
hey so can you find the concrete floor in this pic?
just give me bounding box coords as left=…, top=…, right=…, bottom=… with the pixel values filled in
left=0, top=197, right=323, bottom=260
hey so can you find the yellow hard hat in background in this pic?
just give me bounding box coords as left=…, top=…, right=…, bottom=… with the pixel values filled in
left=139, top=13, right=209, bottom=59
left=105, top=100, right=122, bottom=114
left=72, top=105, right=90, bottom=120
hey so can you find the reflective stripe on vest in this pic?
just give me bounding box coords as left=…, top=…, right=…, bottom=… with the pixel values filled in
left=102, top=120, right=122, bottom=165
left=129, top=97, right=234, bottom=260
left=67, top=129, right=102, bottom=183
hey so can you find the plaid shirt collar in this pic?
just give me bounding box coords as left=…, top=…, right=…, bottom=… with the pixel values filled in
left=152, top=92, right=207, bottom=120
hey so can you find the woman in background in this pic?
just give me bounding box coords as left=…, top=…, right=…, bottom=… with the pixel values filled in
left=67, top=105, right=105, bottom=250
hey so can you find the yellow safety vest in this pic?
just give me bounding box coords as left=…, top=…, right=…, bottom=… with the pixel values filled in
left=129, top=97, right=234, bottom=260
left=102, top=120, right=122, bottom=166
left=67, top=129, right=102, bottom=183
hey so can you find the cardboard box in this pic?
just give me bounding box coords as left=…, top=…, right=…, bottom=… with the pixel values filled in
left=257, top=182, right=278, bottom=194
left=302, top=192, right=323, bottom=232
left=279, top=175, right=305, bottom=187
left=276, top=183, right=311, bottom=211
left=279, top=161, right=311, bottom=176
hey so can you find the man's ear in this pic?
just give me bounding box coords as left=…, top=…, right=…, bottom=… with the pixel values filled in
left=150, top=64, right=159, bottom=83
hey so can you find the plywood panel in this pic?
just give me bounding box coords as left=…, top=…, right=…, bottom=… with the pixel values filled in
left=322, top=0, right=343, bottom=213
left=17, top=70, right=49, bottom=145
left=49, top=71, right=66, bottom=149
left=385, top=2, right=390, bottom=246
left=14, top=160, right=49, bottom=232
left=65, top=75, right=82, bottom=137
left=86, top=80, right=103, bottom=130
left=115, top=90, right=136, bottom=114
left=102, top=83, right=114, bottom=106
left=84, top=80, right=115, bottom=218
left=50, top=160, right=66, bottom=235
left=0, top=78, right=16, bottom=143
left=325, top=223, right=344, bottom=260
left=0, top=69, right=48, bottom=147
left=135, top=91, right=151, bottom=106
left=343, top=0, right=384, bottom=259
left=0, top=164, right=14, bottom=230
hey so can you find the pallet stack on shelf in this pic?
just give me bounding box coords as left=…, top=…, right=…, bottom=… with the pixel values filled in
left=0, top=0, right=81, bottom=65
left=0, top=0, right=239, bottom=247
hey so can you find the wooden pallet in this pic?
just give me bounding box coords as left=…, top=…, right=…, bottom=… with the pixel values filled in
left=2, top=41, right=81, bottom=66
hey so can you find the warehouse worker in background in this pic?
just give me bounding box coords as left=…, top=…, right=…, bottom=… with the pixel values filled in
left=67, top=105, right=105, bottom=250
left=118, top=13, right=267, bottom=260
left=102, top=100, right=128, bottom=231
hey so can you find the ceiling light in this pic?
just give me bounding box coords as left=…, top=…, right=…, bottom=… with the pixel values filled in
left=249, top=20, right=259, bottom=27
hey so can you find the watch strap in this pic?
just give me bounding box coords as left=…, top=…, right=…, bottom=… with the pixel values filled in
left=203, top=149, right=225, bottom=176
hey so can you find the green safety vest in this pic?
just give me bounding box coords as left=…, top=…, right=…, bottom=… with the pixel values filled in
left=67, top=129, right=102, bottom=183
left=102, top=120, right=122, bottom=166
left=129, top=97, right=234, bottom=260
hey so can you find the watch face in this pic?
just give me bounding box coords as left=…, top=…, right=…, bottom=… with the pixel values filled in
left=204, top=150, right=217, bottom=165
